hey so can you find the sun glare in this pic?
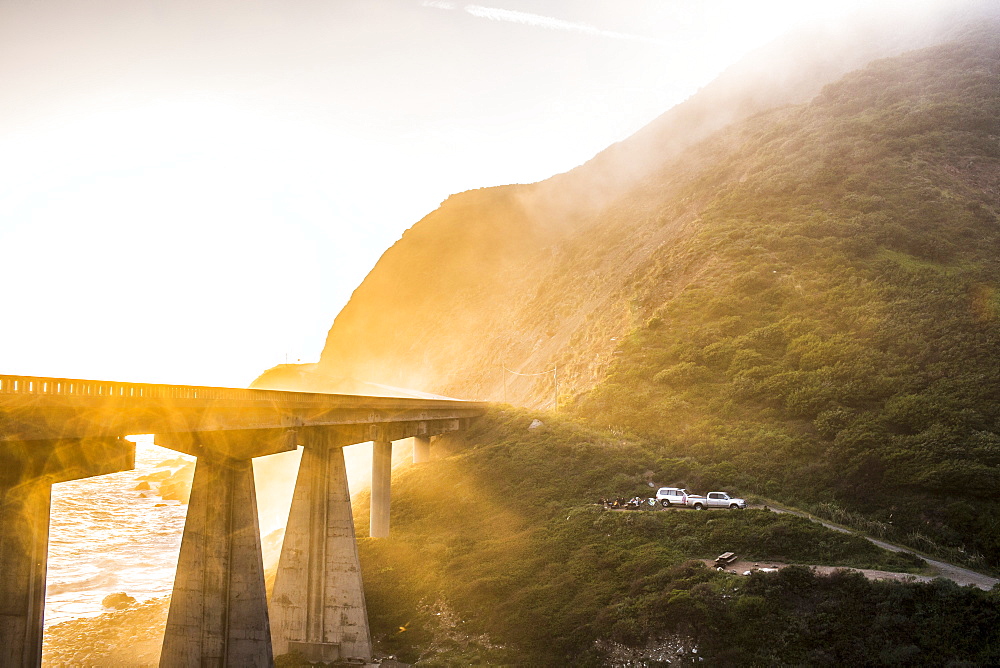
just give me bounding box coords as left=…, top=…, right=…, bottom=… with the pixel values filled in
left=0, top=0, right=951, bottom=389
left=703, top=0, right=946, bottom=68
left=0, top=99, right=345, bottom=386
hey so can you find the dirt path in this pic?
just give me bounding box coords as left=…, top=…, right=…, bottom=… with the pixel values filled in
left=761, top=503, right=998, bottom=591
left=701, top=559, right=939, bottom=586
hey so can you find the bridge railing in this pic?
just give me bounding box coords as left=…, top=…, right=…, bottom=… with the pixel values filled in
left=0, top=375, right=481, bottom=408
left=0, top=374, right=298, bottom=401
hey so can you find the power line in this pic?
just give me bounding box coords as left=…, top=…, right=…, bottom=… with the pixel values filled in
left=500, top=362, right=559, bottom=410
left=500, top=364, right=556, bottom=377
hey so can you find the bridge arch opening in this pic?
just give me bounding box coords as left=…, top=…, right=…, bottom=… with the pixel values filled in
left=42, top=437, right=191, bottom=664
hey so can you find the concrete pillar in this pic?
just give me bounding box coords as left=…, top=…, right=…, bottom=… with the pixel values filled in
left=370, top=439, right=392, bottom=539
left=412, top=435, right=431, bottom=464
left=160, top=456, right=272, bottom=668
left=269, top=431, right=372, bottom=663
left=0, top=477, right=51, bottom=668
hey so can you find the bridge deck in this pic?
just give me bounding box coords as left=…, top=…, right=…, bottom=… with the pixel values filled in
left=0, top=374, right=487, bottom=442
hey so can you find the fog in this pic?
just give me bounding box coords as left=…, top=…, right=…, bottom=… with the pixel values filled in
left=0, top=0, right=922, bottom=388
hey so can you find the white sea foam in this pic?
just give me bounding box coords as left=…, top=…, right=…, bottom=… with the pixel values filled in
left=44, top=437, right=191, bottom=626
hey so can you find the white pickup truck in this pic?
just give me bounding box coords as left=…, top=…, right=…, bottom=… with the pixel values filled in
left=686, top=492, right=747, bottom=510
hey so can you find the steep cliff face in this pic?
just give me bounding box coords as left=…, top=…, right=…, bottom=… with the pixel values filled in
left=254, top=3, right=999, bottom=405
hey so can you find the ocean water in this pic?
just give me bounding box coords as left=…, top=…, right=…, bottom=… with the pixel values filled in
left=44, top=437, right=191, bottom=627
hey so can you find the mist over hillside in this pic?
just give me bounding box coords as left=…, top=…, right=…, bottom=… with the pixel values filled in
left=255, top=1, right=1000, bottom=566
left=256, top=1, right=999, bottom=407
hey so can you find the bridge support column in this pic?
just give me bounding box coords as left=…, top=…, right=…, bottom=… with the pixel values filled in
left=0, top=437, right=134, bottom=668
left=0, top=477, right=50, bottom=668
left=370, top=438, right=392, bottom=538
left=270, top=430, right=372, bottom=663
left=161, top=455, right=272, bottom=668
left=412, top=435, right=431, bottom=464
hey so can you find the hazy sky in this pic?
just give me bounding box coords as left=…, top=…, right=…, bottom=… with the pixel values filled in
left=0, top=0, right=881, bottom=387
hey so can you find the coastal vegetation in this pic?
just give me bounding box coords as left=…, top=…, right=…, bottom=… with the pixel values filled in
left=353, top=411, right=999, bottom=665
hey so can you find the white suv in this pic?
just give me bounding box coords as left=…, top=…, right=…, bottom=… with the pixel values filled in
left=655, top=487, right=688, bottom=507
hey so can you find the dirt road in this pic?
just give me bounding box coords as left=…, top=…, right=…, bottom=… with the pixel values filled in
left=701, top=558, right=939, bottom=586
left=762, top=503, right=998, bottom=591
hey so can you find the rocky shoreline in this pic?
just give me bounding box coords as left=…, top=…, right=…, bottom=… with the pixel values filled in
left=135, top=459, right=195, bottom=503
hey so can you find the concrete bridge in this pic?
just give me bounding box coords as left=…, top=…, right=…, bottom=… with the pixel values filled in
left=0, top=374, right=486, bottom=667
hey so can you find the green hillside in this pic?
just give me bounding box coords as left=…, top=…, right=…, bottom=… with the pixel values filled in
left=351, top=411, right=998, bottom=665
left=572, top=29, right=1000, bottom=568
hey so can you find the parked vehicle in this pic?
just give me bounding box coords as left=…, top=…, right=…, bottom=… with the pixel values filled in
left=688, top=492, right=747, bottom=510
left=654, top=487, right=689, bottom=507
left=610, top=489, right=746, bottom=510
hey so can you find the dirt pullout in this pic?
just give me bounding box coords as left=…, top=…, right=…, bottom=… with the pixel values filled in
left=702, top=559, right=936, bottom=586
